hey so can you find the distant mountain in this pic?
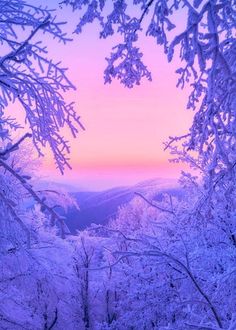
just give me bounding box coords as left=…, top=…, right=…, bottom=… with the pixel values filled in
left=65, top=178, right=183, bottom=233
left=34, top=180, right=85, bottom=193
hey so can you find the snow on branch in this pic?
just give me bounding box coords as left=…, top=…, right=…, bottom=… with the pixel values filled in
left=0, top=156, right=69, bottom=239
left=0, top=0, right=84, bottom=173
left=0, top=132, right=32, bottom=158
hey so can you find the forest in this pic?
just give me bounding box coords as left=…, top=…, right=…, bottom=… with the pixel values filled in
left=0, top=0, right=235, bottom=329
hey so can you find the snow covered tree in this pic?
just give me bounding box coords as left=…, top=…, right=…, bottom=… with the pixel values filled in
left=0, top=0, right=84, bottom=172
left=95, top=183, right=236, bottom=329
left=0, top=0, right=86, bottom=242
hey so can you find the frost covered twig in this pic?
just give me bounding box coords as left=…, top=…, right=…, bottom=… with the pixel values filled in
left=0, top=133, right=32, bottom=157
left=0, top=190, right=31, bottom=248
left=0, top=158, right=69, bottom=239
left=134, top=192, right=175, bottom=215
left=111, top=248, right=223, bottom=328
left=0, top=0, right=84, bottom=173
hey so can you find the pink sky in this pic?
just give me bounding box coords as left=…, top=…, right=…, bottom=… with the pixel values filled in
left=21, top=5, right=194, bottom=190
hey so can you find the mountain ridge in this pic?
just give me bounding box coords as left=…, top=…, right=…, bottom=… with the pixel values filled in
left=65, top=178, right=182, bottom=232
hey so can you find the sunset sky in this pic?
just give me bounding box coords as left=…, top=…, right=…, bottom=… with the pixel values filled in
left=27, top=4, right=193, bottom=190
